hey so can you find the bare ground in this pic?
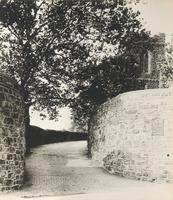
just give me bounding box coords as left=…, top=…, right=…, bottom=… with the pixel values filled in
left=0, top=141, right=172, bottom=200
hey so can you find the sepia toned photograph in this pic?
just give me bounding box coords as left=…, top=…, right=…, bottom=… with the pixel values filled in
left=0, top=0, right=173, bottom=199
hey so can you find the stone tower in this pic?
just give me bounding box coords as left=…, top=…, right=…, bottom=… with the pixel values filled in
left=139, top=33, right=166, bottom=89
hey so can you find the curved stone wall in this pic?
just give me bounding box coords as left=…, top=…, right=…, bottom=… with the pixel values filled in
left=89, top=88, right=173, bottom=183
left=0, top=73, right=25, bottom=191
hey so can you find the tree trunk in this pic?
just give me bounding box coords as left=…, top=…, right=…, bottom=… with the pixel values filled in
left=87, top=119, right=92, bottom=158
left=24, top=104, right=31, bottom=154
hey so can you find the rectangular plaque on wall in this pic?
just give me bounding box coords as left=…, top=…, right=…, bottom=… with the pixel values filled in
left=151, top=118, right=164, bottom=136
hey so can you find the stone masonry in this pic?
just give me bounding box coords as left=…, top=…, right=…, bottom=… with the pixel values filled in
left=0, top=73, right=25, bottom=191
left=88, top=87, right=173, bottom=183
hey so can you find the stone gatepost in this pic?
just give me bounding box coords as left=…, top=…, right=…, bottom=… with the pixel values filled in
left=0, top=73, right=25, bottom=192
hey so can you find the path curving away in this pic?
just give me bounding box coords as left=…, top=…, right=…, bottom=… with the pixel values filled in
left=0, top=141, right=172, bottom=200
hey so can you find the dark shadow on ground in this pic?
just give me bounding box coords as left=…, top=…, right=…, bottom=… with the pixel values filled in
left=23, top=168, right=33, bottom=189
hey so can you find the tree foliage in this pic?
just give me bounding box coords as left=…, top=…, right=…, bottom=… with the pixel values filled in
left=157, top=43, right=173, bottom=88
left=0, top=0, right=94, bottom=150
left=0, top=0, right=70, bottom=121
left=0, top=0, right=152, bottom=133
left=56, top=0, right=152, bottom=131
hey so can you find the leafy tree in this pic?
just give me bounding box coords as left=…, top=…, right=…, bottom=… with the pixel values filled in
left=0, top=0, right=152, bottom=143
left=57, top=0, right=152, bottom=131
left=0, top=0, right=85, bottom=151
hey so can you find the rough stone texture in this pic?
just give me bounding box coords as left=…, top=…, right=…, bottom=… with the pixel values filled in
left=0, top=73, right=25, bottom=192
left=88, top=88, right=173, bottom=183
left=122, top=33, right=165, bottom=92
left=137, top=33, right=165, bottom=89
left=143, top=33, right=165, bottom=81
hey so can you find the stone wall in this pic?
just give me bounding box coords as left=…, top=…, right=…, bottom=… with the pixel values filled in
left=0, top=73, right=25, bottom=191
left=88, top=88, right=173, bottom=183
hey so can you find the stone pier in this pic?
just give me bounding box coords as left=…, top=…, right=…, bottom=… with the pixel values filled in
left=0, top=73, right=25, bottom=191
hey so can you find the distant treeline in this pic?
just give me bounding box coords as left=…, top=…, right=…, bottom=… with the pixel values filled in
left=29, top=126, right=87, bottom=148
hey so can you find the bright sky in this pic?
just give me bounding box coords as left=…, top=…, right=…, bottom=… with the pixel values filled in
left=30, top=107, right=73, bottom=130
left=30, top=0, right=173, bottom=130
left=135, top=0, right=173, bottom=40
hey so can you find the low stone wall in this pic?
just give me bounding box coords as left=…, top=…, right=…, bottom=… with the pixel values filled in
left=0, top=73, right=25, bottom=191
left=88, top=88, right=173, bottom=183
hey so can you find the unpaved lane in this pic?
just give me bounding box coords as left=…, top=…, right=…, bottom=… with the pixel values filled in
left=0, top=141, right=172, bottom=199
left=23, top=141, right=150, bottom=196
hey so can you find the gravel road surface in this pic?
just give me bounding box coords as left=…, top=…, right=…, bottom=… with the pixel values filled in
left=0, top=141, right=172, bottom=200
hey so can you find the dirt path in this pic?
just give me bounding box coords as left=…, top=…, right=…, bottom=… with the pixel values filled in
left=0, top=141, right=172, bottom=199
